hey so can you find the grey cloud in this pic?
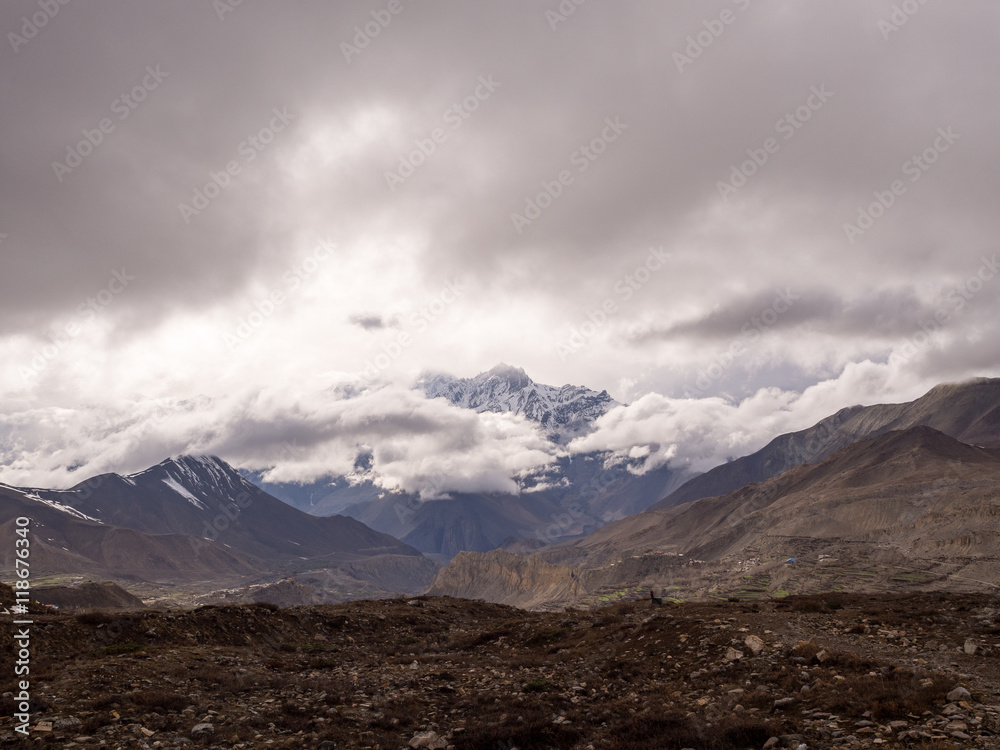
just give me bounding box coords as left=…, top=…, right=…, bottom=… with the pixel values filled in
left=2, top=1, right=1000, bottom=481
left=349, top=313, right=387, bottom=331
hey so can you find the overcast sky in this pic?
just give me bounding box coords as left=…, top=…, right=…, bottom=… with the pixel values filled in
left=2, top=1, right=999, bottom=491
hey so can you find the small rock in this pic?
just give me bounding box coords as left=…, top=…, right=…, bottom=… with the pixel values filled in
left=947, top=686, right=972, bottom=702
left=744, top=635, right=765, bottom=654
left=724, top=647, right=743, bottom=662
left=191, top=722, right=214, bottom=736
left=409, top=730, right=447, bottom=749
left=773, top=697, right=797, bottom=710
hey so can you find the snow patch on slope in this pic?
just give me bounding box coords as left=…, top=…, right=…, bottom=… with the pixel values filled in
left=161, top=477, right=208, bottom=510
left=22, top=491, right=101, bottom=523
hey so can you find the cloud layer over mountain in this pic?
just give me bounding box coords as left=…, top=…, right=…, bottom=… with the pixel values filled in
left=1, top=1, right=998, bottom=487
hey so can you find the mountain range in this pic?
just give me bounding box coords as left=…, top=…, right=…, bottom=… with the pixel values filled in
left=417, top=362, right=619, bottom=442
left=429, top=377, right=1000, bottom=608
left=7, top=371, right=1000, bottom=611
left=0, top=455, right=437, bottom=595
left=655, top=377, right=1000, bottom=509
left=254, top=364, right=688, bottom=558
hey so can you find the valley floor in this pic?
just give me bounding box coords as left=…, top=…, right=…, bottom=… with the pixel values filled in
left=3, top=593, right=1000, bottom=748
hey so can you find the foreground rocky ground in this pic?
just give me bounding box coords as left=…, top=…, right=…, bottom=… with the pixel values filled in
left=3, top=592, right=1000, bottom=748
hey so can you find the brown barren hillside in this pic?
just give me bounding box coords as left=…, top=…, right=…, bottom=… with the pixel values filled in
left=657, top=376, right=1000, bottom=510
left=429, top=427, right=1000, bottom=610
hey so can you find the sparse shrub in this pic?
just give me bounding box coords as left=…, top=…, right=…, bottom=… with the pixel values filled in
left=130, top=690, right=188, bottom=712
left=525, top=627, right=568, bottom=646
left=719, top=716, right=782, bottom=746
left=817, top=671, right=951, bottom=720
left=95, top=642, right=145, bottom=656
left=787, top=596, right=826, bottom=613
left=609, top=714, right=702, bottom=749
left=308, top=658, right=337, bottom=669
left=76, top=610, right=116, bottom=625
left=524, top=678, right=551, bottom=692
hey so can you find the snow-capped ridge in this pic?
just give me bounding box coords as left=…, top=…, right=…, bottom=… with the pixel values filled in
left=128, top=454, right=251, bottom=505
left=417, top=364, right=619, bottom=442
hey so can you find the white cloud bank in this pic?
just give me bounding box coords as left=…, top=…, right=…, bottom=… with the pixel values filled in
left=0, top=358, right=947, bottom=496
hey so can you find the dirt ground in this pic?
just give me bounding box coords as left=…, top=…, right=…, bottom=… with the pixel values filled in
left=2, top=592, right=1000, bottom=749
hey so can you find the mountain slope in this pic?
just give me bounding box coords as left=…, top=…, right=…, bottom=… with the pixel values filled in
left=656, top=377, right=1000, bottom=510
left=1, top=455, right=438, bottom=592
left=429, top=426, right=1000, bottom=608
left=339, top=453, right=688, bottom=558
left=31, top=455, right=422, bottom=564
left=0, top=482, right=260, bottom=583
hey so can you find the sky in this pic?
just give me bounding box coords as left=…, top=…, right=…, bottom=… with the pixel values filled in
left=1, top=0, right=999, bottom=492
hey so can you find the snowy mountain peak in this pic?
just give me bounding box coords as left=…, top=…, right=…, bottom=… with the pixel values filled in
left=484, top=363, right=532, bottom=388
left=130, top=454, right=250, bottom=503
left=417, top=364, right=619, bottom=442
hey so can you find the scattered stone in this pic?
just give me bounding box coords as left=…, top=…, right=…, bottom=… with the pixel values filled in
left=409, top=730, right=448, bottom=749
left=190, top=722, right=214, bottom=737
left=947, top=686, right=972, bottom=702
left=724, top=647, right=743, bottom=662
left=744, top=634, right=765, bottom=654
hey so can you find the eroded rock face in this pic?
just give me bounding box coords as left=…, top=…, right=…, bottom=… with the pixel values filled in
left=425, top=549, right=585, bottom=609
